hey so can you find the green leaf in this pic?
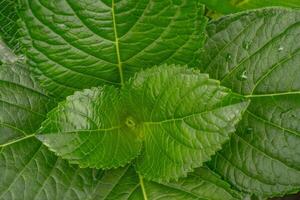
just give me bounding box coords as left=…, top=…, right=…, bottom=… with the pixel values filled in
left=37, top=86, right=142, bottom=169
left=1, top=139, right=245, bottom=200
left=0, top=0, right=21, bottom=53
left=18, top=0, right=207, bottom=98
left=0, top=45, right=112, bottom=200
left=0, top=49, right=99, bottom=200
left=37, top=65, right=249, bottom=182
left=98, top=166, right=246, bottom=200
left=0, top=46, right=120, bottom=200
left=199, top=8, right=300, bottom=198
left=0, top=50, right=55, bottom=144
left=199, top=0, right=300, bottom=15
left=0, top=138, right=105, bottom=200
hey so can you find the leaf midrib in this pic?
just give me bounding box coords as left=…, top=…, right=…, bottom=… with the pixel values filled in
left=143, top=103, right=245, bottom=125
left=0, top=134, right=35, bottom=148
left=139, top=174, right=149, bottom=200
left=111, top=0, right=124, bottom=86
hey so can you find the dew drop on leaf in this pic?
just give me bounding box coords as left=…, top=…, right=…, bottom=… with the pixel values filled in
left=18, top=55, right=26, bottom=61
left=238, top=70, right=248, bottom=81
left=225, top=53, right=232, bottom=61
left=278, top=46, right=284, bottom=52
left=246, top=127, right=253, bottom=134
left=58, top=24, right=67, bottom=29
left=242, top=41, right=251, bottom=50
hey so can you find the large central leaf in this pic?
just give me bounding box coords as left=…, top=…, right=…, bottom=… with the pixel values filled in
left=18, top=0, right=207, bottom=98
left=37, top=65, right=249, bottom=182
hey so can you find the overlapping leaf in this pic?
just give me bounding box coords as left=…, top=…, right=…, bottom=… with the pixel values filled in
left=0, top=48, right=55, bottom=143
left=37, top=86, right=142, bottom=169
left=0, top=47, right=245, bottom=199
left=18, top=0, right=207, bottom=98
left=37, top=65, right=248, bottom=182
left=0, top=42, right=101, bottom=200
left=199, top=8, right=300, bottom=198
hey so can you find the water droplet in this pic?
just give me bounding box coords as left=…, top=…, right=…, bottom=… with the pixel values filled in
left=242, top=41, right=251, bottom=50
left=58, top=24, right=67, bottom=29
left=225, top=53, right=232, bottom=61
left=246, top=127, right=253, bottom=134
left=278, top=46, right=284, bottom=52
left=238, top=70, right=248, bottom=81
left=18, top=55, right=26, bottom=61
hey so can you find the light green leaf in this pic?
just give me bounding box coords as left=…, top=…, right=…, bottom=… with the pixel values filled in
left=199, top=8, right=300, bottom=198
left=38, top=65, right=249, bottom=182
left=18, top=0, right=207, bottom=98
left=199, top=0, right=300, bottom=15
left=38, top=86, right=142, bottom=169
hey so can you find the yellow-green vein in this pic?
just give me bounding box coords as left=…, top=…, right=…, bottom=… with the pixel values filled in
left=111, top=0, right=124, bottom=86
left=139, top=173, right=148, bottom=200
left=0, top=134, right=35, bottom=148
left=0, top=134, right=34, bottom=147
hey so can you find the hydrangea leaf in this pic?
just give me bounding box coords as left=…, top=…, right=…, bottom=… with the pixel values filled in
left=18, top=0, right=207, bottom=98
left=0, top=43, right=110, bottom=200
left=37, top=86, right=142, bottom=169
left=37, top=65, right=249, bottom=182
left=99, top=166, right=246, bottom=200
left=199, top=8, right=300, bottom=198
left=0, top=40, right=55, bottom=144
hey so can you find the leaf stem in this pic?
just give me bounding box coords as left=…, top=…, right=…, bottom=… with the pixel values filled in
left=138, top=173, right=148, bottom=200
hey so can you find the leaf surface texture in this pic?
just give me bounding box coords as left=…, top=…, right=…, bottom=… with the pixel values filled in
left=38, top=65, right=248, bottom=181
left=199, top=8, right=300, bottom=198
left=18, top=0, right=207, bottom=98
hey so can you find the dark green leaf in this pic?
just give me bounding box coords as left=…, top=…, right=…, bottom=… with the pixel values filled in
left=38, top=86, right=142, bottom=169
left=199, top=8, right=300, bottom=198
left=18, top=0, right=207, bottom=98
